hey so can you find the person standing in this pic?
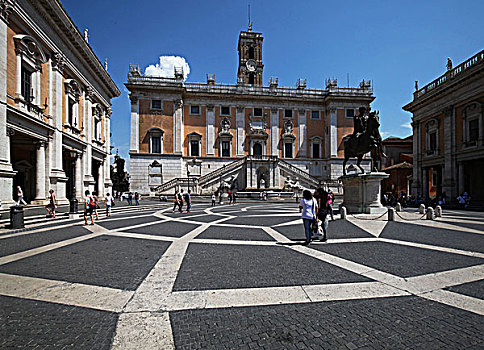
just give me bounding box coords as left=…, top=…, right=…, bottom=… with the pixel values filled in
left=185, top=190, right=192, bottom=213
left=92, top=193, right=100, bottom=220
left=228, top=192, right=233, bottom=205
left=178, top=189, right=184, bottom=213
left=83, top=190, right=94, bottom=225
left=45, top=189, right=56, bottom=218
left=16, top=186, right=27, bottom=206
left=128, top=192, right=133, bottom=206
left=105, top=193, right=112, bottom=217
left=299, top=190, right=317, bottom=245
left=314, top=188, right=330, bottom=242
left=134, top=192, right=140, bottom=205
left=327, top=190, right=335, bottom=220
left=211, top=193, right=216, bottom=207
left=172, top=190, right=179, bottom=213
left=233, top=192, right=237, bottom=204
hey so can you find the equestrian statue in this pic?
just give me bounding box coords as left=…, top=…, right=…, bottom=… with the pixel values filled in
left=342, top=107, right=385, bottom=175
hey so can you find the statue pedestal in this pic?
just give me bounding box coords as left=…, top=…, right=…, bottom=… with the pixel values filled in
left=340, top=172, right=389, bottom=214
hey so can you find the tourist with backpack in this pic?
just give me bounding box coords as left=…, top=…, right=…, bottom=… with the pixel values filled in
left=84, top=190, right=95, bottom=225
left=178, top=189, right=184, bottom=212
left=299, top=190, right=318, bottom=245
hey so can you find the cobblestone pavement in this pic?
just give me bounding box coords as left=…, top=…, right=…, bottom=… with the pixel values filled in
left=0, top=202, right=483, bottom=349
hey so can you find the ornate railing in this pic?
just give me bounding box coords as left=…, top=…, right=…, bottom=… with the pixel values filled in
left=414, top=50, right=484, bottom=99
left=277, top=159, right=320, bottom=188
left=198, top=157, right=247, bottom=187
left=153, top=177, right=198, bottom=193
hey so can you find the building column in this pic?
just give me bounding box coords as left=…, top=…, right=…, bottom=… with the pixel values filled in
left=442, top=106, right=457, bottom=199
left=298, top=109, right=307, bottom=157
left=33, top=141, right=47, bottom=202
left=457, top=162, right=465, bottom=195
left=97, top=161, right=104, bottom=197
left=104, top=108, right=112, bottom=196
left=173, top=99, right=184, bottom=155
left=270, top=108, right=279, bottom=156
left=236, top=106, right=245, bottom=156
left=75, top=154, right=82, bottom=198
left=411, top=120, right=421, bottom=197
left=206, top=104, right=215, bottom=155
left=84, top=88, right=95, bottom=190
left=129, top=95, right=139, bottom=152
left=329, top=107, right=337, bottom=157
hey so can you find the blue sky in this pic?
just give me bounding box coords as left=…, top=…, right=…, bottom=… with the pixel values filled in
left=62, top=0, right=484, bottom=167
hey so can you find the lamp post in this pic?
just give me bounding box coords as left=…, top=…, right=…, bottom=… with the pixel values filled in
left=187, top=163, right=190, bottom=193
left=69, top=150, right=78, bottom=218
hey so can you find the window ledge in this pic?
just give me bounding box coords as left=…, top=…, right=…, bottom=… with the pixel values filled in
left=63, top=123, right=81, bottom=135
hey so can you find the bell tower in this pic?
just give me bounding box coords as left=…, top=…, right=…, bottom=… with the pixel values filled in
left=237, top=20, right=264, bottom=86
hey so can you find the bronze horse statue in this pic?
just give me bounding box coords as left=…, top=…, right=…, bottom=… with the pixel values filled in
left=342, top=110, right=385, bottom=175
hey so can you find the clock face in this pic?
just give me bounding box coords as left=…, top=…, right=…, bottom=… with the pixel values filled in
left=246, top=59, right=257, bottom=72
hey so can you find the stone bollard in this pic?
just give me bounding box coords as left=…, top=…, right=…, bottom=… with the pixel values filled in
left=426, top=207, right=434, bottom=220
left=388, top=208, right=395, bottom=221
left=419, top=204, right=426, bottom=214
left=435, top=205, right=442, bottom=218
left=340, top=206, right=347, bottom=220
left=396, top=203, right=402, bottom=212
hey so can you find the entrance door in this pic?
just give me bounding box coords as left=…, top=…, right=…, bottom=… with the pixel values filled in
left=253, top=143, right=262, bottom=156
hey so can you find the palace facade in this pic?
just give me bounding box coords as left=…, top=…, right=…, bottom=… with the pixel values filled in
left=0, top=0, right=120, bottom=205
left=127, top=26, right=374, bottom=195
left=403, top=50, right=484, bottom=203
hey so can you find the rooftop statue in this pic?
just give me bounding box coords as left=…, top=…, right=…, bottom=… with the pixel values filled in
left=342, top=107, right=385, bottom=175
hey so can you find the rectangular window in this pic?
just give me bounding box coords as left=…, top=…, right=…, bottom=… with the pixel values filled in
left=151, top=100, right=162, bottom=110
left=221, top=141, right=230, bottom=157
left=190, top=140, right=200, bottom=156
left=284, top=142, right=293, bottom=158
left=284, top=109, right=293, bottom=119
left=311, top=110, right=320, bottom=120
left=429, top=132, right=437, bottom=151
left=469, top=119, right=479, bottom=142
left=68, top=98, right=75, bottom=126
left=152, top=137, right=161, bottom=153
left=253, top=108, right=262, bottom=117
left=346, top=109, right=355, bottom=118
left=21, top=66, right=32, bottom=101
left=190, top=105, right=200, bottom=115
left=221, top=106, right=230, bottom=115
left=312, top=143, right=320, bottom=158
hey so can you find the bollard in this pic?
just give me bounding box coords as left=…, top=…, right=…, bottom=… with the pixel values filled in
left=10, top=205, right=24, bottom=229
left=396, top=203, right=402, bottom=212
left=426, top=207, right=434, bottom=220
left=340, top=206, right=347, bottom=220
left=388, top=208, right=395, bottom=221
left=419, top=204, right=426, bottom=214
left=435, top=205, right=442, bottom=218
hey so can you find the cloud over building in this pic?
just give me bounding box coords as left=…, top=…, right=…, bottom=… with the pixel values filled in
left=145, top=56, right=190, bottom=80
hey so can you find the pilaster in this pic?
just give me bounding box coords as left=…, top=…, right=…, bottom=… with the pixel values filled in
left=33, top=141, right=47, bottom=203
left=411, top=120, right=421, bottom=197
left=173, top=99, right=183, bottom=155
left=270, top=108, right=279, bottom=156
left=442, top=106, right=457, bottom=199
left=298, top=109, right=307, bottom=157
left=206, top=104, right=215, bottom=155
left=129, top=95, right=139, bottom=152
left=330, top=107, right=337, bottom=157
left=236, top=106, right=245, bottom=156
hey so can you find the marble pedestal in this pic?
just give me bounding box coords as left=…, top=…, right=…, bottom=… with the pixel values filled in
left=340, top=172, right=389, bottom=214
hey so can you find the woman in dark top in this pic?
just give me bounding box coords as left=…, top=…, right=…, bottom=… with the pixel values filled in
left=314, top=188, right=330, bottom=242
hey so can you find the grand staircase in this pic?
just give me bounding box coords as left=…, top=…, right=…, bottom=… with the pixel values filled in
left=276, top=158, right=320, bottom=189
left=198, top=157, right=247, bottom=189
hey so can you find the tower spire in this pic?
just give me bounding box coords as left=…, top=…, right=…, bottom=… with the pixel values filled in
left=248, top=4, right=252, bottom=32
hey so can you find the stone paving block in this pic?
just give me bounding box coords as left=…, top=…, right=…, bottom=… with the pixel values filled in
left=0, top=295, right=117, bottom=349
left=446, top=279, right=484, bottom=300
left=274, top=220, right=373, bottom=241
left=310, top=241, right=483, bottom=278
left=0, top=226, right=91, bottom=257
left=0, top=236, right=170, bottom=290
left=97, top=215, right=161, bottom=230
left=173, top=243, right=370, bottom=291
left=224, top=216, right=299, bottom=227
left=123, top=221, right=198, bottom=237
left=197, top=225, right=274, bottom=241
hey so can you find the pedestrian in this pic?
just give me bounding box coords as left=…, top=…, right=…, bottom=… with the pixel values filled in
left=128, top=192, right=133, bottom=205
left=295, top=192, right=299, bottom=203
left=232, top=192, right=237, bottom=204
left=83, top=190, right=94, bottom=225
left=134, top=192, right=140, bottom=205
left=228, top=192, right=233, bottom=205
left=211, top=193, right=216, bottom=207
left=172, top=190, right=179, bottom=213
left=185, top=190, right=192, bottom=213
left=327, top=190, right=334, bottom=220
left=16, top=186, right=27, bottom=206
left=45, top=189, right=56, bottom=218
left=314, top=188, right=330, bottom=242
left=92, top=192, right=100, bottom=220
left=178, top=189, right=184, bottom=212
left=105, top=193, right=112, bottom=217
left=263, top=191, right=267, bottom=201
left=299, top=189, right=318, bottom=245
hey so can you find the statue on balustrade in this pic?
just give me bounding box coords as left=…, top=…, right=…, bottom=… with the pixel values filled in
left=343, top=108, right=385, bottom=175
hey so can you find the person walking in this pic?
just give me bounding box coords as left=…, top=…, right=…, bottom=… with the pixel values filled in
left=178, top=190, right=184, bottom=213
left=211, top=193, right=216, bottom=207
left=327, top=190, right=335, bottom=220
left=45, top=189, right=56, bottom=218
left=185, top=190, right=192, bottom=213
left=92, top=193, right=100, bottom=220
left=299, top=189, right=317, bottom=245
left=16, top=186, right=27, bottom=206
left=83, top=190, right=95, bottom=225
left=105, top=193, right=113, bottom=217
left=228, top=192, right=233, bottom=205
left=134, top=192, right=140, bottom=205
left=232, top=192, right=237, bottom=204
left=128, top=192, right=133, bottom=206
left=172, top=190, right=179, bottom=213
left=314, top=188, right=330, bottom=242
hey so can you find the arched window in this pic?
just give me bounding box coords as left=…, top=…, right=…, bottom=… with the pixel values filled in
left=248, top=46, right=255, bottom=59
left=248, top=73, right=255, bottom=85
left=253, top=143, right=262, bottom=156
left=148, top=128, right=164, bottom=154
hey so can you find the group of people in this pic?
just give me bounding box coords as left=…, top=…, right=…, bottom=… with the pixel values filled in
left=299, top=188, right=334, bottom=245
left=172, top=189, right=192, bottom=213
left=456, top=192, right=471, bottom=209
left=83, top=191, right=114, bottom=225
left=126, top=192, right=140, bottom=206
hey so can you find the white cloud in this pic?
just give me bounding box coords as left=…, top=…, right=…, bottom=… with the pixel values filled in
left=401, top=122, right=412, bottom=129
left=145, top=56, right=190, bottom=80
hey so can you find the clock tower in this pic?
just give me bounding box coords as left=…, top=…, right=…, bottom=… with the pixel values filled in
left=237, top=24, right=264, bottom=86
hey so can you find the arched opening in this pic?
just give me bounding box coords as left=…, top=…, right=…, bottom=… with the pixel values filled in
left=248, top=46, right=255, bottom=59
left=253, top=143, right=262, bottom=156
left=248, top=73, right=255, bottom=85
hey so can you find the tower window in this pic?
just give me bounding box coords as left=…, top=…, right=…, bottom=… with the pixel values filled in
left=21, top=66, right=32, bottom=101
left=151, top=100, right=162, bottom=110
left=221, top=106, right=230, bottom=115
left=248, top=73, right=255, bottom=85
left=284, top=109, right=293, bottom=119
left=253, top=108, right=262, bottom=117
left=249, top=46, right=255, bottom=59
left=190, top=105, right=200, bottom=115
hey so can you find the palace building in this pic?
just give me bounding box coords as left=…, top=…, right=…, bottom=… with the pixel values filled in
left=127, top=24, right=374, bottom=195
left=403, top=50, right=484, bottom=203
left=0, top=0, right=120, bottom=205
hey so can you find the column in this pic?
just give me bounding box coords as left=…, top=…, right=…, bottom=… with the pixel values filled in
left=173, top=99, right=183, bottom=155
left=298, top=109, right=307, bottom=157
left=442, top=106, right=457, bottom=199
left=236, top=106, right=245, bottom=156
left=270, top=108, right=279, bottom=156
left=129, top=95, right=139, bottom=152
left=206, top=104, right=215, bottom=155
left=411, top=120, right=421, bottom=197
left=97, top=162, right=104, bottom=197
left=0, top=5, right=15, bottom=203
left=75, top=154, right=82, bottom=198
left=34, top=141, right=47, bottom=202
left=104, top=108, right=112, bottom=195
left=329, top=107, right=337, bottom=157
left=84, top=87, right=94, bottom=188
left=457, top=162, right=464, bottom=195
